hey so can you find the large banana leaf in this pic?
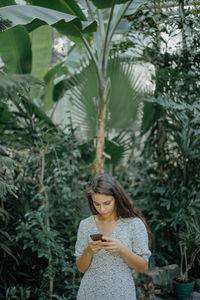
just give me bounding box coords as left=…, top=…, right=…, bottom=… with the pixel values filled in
left=29, top=25, right=52, bottom=79
left=42, top=60, right=73, bottom=111
left=42, top=49, right=83, bottom=111
left=0, top=26, right=32, bottom=74
left=0, top=23, right=52, bottom=78
left=0, top=5, right=97, bottom=35
left=25, top=0, right=87, bottom=21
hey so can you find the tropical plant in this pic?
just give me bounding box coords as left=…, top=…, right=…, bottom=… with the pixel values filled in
left=117, top=95, right=200, bottom=272
left=0, top=69, right=90, bottom=299
left=0, top=123, right=90, bottom=299
left=177, top=217, right=200, bottom=282
left=0, top=0, right=148, bottom=175
left=0, top=147, right=18, bottom=265
left=111, top=0, right=200, bottom=270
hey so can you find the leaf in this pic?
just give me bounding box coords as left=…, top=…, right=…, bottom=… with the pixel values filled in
left=110, top=0, right=147, bottom=36
left=0, top=0, right=16, bottom=6
left=141, top=100, right=156, bottom=134
left=0, top=5, right=97, bottom=36
left=44, top=62, right=66, bottom=83
left=0, top=25, right=32, bottom=73
left=41, top=62, right=69, bottom=110
left=42, top=77, right=54, bottom=111
left=25, top=0, right=87, bottom=21
left=0, top=102, right=16, bottom=131
left=29, top=25, right=52, bottom=79
left=53, top=80, right=68, bottom=102
left=115, top=18, right=133, bottom=34
left=79, top=133, right=132, bottom=165
left=0, top=242, right=18, bottom=263
left=66, top=58, right=145, bottom=138
left=104, top=136, right=130, bottom=165
left=0, top=71, right=39, bottom=97
left=107, top=59, right=143, bottom=129
left=20, top=96, right=56, bottom=128
left=89, top=0, right=132, bottom=9
left=125, top=0, right=147, bottom=15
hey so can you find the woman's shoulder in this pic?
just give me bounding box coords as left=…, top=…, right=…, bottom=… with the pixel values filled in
left=121, top=217, right=145, bottom=228
left=79, top=215, right=94, bottom=227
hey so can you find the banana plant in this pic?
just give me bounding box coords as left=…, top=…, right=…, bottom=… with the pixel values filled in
left=0, top=0, right=147, bottom=175
left=63, top=56, right=146, bottom=164
left=68, top=0, right=147, bottom=175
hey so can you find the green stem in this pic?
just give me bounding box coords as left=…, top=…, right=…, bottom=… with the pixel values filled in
left=106, top=0, right=132, bottom=56
left=97, top=9, right=105, bottom=39
left=70, top=23, right=104, bottom=97
left=102, top=0, right=116, bottom=76
left=184, top=245, right=188, bottom=280
left=85, top=0, right=95, bottom=21
left=80, top=34, right=104, bottom=95
left=179, top=242, right=184, bottom=278
left=96, top=10, right=105, bottom=63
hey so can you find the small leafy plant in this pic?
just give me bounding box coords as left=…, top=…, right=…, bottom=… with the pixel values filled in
left=177, top=217, right=200, bottom=283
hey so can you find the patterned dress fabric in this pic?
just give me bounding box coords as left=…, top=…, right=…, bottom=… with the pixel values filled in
left=75, top=215, right=151, bottom=300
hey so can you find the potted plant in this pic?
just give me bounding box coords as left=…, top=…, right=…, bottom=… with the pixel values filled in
left=175, top=217, right=200, bottom=300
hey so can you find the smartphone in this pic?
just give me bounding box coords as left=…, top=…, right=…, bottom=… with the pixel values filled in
left=90, top=233, right=103, bottom=241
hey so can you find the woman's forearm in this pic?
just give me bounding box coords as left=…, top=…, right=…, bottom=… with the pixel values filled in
left=76, top=247, right=93, bottom=273
left=119, top=244, right=148, bottom=273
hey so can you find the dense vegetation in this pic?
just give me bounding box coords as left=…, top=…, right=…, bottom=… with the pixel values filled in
left=0, top=0, right=200, bottom=299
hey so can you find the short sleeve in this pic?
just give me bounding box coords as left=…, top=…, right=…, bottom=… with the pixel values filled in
left=74, top=220, right=89, bottom=257
left=131, top=218, right=151, bottom=262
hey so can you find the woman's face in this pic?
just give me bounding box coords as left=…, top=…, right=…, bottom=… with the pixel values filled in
left=91, top=193, right=116, bottom=218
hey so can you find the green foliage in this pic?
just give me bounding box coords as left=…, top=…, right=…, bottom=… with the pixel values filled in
left=90, top=0, right=144, bottom=10
left=0, top=25, right=32, bottom=74
left=1, top=0, right=200, bottom=297
left=25, top=0, right=87, bottom=21
left=178, top=216, right=200, bottom=281
left=117, top=96, right=200, bottom=270
left=0, top=158, right=15, bottom=199
left=0, top=71, right=38, bottom=98
left=69, top=57, right=142, bottom=133
left=113, top=0, right=200, bottom=275
left=29, top=25, right=52, bottom=79
left=0, top=5, right=97, bottom=36
left=0, top=71, right=90, bottom=299
left=0, top=125, right=90, bottom=299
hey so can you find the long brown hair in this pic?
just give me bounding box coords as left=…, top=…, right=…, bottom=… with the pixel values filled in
left=85, top=173, right=151, bottom=246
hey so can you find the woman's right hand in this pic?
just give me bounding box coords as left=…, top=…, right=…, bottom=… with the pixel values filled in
left=86, top=239, right=102, bottom=254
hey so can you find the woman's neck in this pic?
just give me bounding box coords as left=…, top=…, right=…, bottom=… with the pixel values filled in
left=96, top=213, right=119, bottom=222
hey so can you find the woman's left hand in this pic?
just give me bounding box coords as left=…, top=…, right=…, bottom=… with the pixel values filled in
left=101, top=237, right=123, bottom=253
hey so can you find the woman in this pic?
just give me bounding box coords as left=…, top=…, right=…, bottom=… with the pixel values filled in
left=75, top=174, right=151, bottom=300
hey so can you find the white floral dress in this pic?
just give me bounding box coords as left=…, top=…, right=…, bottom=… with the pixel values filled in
left=74, top=216, right=151, bottom=300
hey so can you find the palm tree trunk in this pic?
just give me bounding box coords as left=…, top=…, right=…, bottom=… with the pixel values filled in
left=92, top=105, right=106, bottom=175
left=91, top=78, right=110, bottom=175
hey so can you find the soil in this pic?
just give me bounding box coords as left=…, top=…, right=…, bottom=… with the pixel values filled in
left=175, top=277, right=194, bottom=283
